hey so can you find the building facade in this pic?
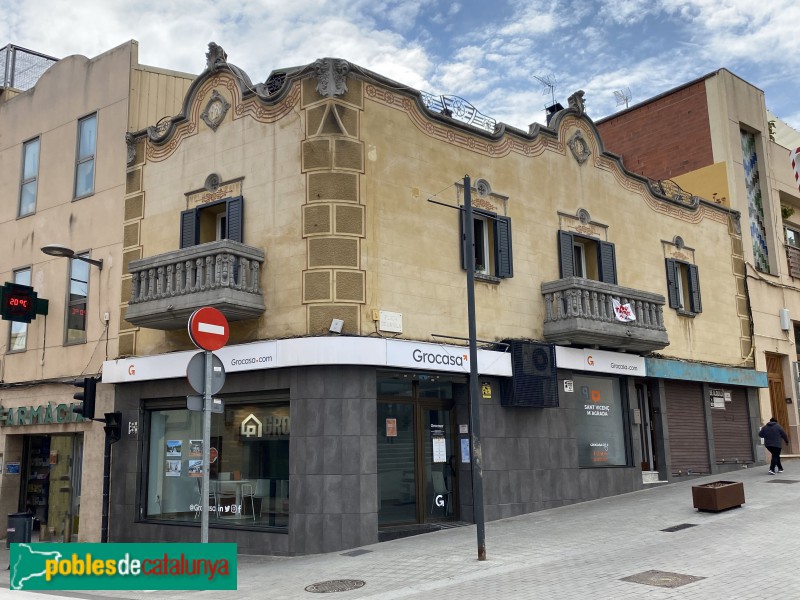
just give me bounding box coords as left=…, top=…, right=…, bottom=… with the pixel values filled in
left=0, top=41, right=192, bottom=542
left=103, top=46, right=766, bottom=555
left=597, top=69, right=800, bottom=457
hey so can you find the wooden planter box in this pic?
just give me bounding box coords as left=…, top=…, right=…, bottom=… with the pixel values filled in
left=691, top=481, right=745, bottom=512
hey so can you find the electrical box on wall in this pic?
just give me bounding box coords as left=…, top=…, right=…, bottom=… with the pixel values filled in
left=780, top=308, right=791, bottom=331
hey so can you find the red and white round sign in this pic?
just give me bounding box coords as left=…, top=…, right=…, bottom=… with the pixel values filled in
left=188, top=307, right=229, bottom=351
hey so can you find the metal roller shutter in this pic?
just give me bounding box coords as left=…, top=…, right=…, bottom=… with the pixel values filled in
left=711, top=387, right=753, bottom=463
left=665, top=381, right=710, bottom=474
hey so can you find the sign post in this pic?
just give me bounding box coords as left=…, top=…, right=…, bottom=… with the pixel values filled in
left=187, top=307, right=229, bottom=543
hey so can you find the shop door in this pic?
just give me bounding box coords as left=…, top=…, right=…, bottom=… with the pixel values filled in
left=766, top=354, right=790, bottom=438
left=636, top=384, right=657, bottom=471
left=47, top=434, right=83, bottom=542
left=665, top=381, right=710, bottom=475
left=377, top=402, right=457, bottom=526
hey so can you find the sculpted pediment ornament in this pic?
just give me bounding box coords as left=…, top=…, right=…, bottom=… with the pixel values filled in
left=201, top=90, right=230, bottom=131
left=314, top=58, right=350, bottom=98
left=568, top=131, right=591, bottom=165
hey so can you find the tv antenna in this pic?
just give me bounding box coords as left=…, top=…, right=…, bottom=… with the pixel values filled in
left=534, top=74, right=558, bottom=107
left=614, top=87, right=632, bottom=109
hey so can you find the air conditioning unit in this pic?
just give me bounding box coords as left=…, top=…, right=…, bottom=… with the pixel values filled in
left=500, top=340, right=558, bottom=407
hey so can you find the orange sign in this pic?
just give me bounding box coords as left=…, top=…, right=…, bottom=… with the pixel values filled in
left=386, top=418, right=397, bottom=437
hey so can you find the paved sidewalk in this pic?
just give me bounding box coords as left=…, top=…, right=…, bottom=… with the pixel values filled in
left=2, top=463, right=799, bottom=599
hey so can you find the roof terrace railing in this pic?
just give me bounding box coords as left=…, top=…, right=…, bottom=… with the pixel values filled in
left=1, top=44, right=58, bottom=91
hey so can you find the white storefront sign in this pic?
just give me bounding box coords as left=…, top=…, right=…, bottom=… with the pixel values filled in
left=102, top=337, right=512, bottom=383
left=555, top=346, right=646, bottom=376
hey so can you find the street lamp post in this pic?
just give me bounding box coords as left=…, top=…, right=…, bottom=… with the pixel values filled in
left=462, top=175, right=487, bottom=561
left=40, top=244, right=113, bottom=542
left=426, top=176, right=488, bottom=560
left=41, top=244, right=104, bottom=269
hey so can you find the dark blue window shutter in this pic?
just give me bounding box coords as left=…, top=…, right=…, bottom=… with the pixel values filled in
left=180, top=209, right=197, bottom=249
left=460, top=207, right=469, bottom=271
left=665, top=259, right=680, bottom=308
left=598, top=241, right=617, bottom=284
left=688, top=263, right=702, bottom=313
left=558, top=231, right=575, bottom=278
left=494, top=215, right=513, bottom=278
left=226, top=196, right=243, bottom=243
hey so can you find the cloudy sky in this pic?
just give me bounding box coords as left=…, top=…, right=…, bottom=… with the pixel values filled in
left=4, top=0, right=799, bottom=130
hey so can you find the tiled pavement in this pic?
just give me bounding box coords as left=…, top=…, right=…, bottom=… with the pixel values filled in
left=2, top=463, right=798, bottom=599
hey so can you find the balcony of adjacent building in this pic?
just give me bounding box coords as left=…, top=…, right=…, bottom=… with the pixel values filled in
left=541, top=277, right=669, bottom=353
left=125, top=239, right=265, bottom=330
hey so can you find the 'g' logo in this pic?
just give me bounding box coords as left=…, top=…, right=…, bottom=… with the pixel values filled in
left=128, top=364, right=136, bottom=375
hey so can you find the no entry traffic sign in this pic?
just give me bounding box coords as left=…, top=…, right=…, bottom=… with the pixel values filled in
left=188, top=307, right=230, bottom=351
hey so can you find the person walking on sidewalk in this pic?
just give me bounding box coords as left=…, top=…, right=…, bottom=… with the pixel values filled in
left=759, top=417, right=789, bottom=475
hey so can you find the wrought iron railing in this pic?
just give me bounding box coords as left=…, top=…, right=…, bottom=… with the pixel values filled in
left=648, top=179, right=700, bottom=208
left=420, top=92, right=496, bottom=132
left=1, top=45, right=57, bottom=91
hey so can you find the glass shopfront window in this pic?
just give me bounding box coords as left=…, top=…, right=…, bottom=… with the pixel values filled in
left=144, top=398, right=289, bottom=529
left=574, top=375, right=628, bottom=467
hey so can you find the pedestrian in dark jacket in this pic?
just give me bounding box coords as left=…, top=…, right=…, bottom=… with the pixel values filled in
left=759, top=417, right=789, bottom=474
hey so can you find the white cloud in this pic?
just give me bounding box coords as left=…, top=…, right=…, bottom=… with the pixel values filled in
left=1, top=0, right=797, bottom=131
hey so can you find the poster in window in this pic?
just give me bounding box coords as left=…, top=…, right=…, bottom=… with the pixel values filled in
left=574, top=375, right=627, bottom=467
left=188, top=439, right=203, bottom=457
left=385, top=418, right=397, bottom=437
left=166, top=460, right=181, bottom=477
left=166, top=439, right=182, bottom=457
left=431, top=424, right=446, bottom=463
left=188, top=459, right=203, bottom=477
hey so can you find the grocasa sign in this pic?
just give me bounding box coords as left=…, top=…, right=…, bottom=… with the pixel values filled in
left=555, top=346, right=646, bottom=376
left=387, top=341, right=471, bottom=373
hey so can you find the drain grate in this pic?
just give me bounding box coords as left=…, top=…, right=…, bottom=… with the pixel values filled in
left=306, top=580, right=366, bottom=593
left=767, top=479, right=800, bottom=484
left=621, top=570, right=704, bottom=588
left=660, top=523, right=698, bottom=532
left=340, top=549, right=372, bottom=557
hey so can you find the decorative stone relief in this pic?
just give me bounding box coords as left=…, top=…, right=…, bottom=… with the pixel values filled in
left=568, top=131, right=591, bottom=165
left=568, top=90, right=586, bottom=115
left=577, top=208, right=591, bottom=224
left=201, top=90, right=230, bottom=131
left=206, top=42, right=227, bottom=72
left=314, top=58, right=350, bottom=98
left=205, top=173, right=221, bottom=192
left=125, top=133, right=136, bottom=166
left=475, top=178, right=492, bottom=197
left=673, top=235, right=685, bottom=250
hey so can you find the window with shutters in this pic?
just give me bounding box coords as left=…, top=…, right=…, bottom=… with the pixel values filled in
left=785, top=226, right=800, bottom=278
left=180, top=196, right=243, bottom=248
left=460, top=208, right=513, bottom=279
left=557, top=231, right=617, bottom=284
left=665, top=258, right=702, bottom=315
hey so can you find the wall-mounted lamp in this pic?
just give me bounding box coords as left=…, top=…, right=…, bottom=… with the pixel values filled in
left=41, top=244, right=103, bottom=270
left=329, top=318, right=344, bottom=334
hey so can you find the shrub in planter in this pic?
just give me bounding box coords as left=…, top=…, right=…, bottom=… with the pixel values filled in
left=691, top=480, right=745, bottom=512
